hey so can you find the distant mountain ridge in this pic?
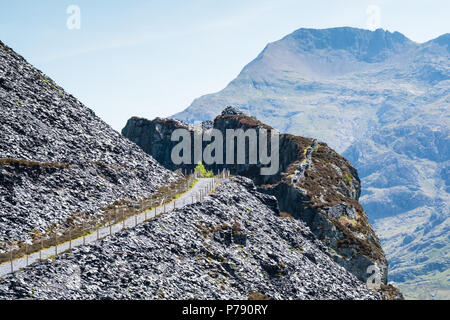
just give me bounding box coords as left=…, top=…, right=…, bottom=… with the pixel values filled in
left=171, top=27, right=450, bottom=299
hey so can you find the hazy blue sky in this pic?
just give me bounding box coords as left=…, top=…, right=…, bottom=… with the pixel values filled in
left=0, top=0, right=449, bottom=130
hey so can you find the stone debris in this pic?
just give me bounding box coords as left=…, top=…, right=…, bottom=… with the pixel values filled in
left=0, top=41, right=177, bottom=243
left=0, top=177, right=380, bottom=300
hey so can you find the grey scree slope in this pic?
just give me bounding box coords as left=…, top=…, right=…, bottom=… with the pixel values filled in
left=0, top=177, right=379, bottom=300
left=0, top=41, right=177, bottom=243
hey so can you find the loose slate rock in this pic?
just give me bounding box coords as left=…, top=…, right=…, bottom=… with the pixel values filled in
left=0, top=177, right=380, bottom=300
left=0, top=40, right=177, bottom=243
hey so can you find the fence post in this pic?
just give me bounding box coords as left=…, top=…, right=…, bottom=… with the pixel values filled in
left=83, top=221, right=86, bottom=246
left=122, top=208, right=125, bottom=230
left=107, top=213, right=111, bottom=236
left=40, top=238, right=43, bottom=260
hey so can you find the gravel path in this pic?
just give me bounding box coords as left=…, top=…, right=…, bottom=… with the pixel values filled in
left=0, top=178, right=218, bottom=278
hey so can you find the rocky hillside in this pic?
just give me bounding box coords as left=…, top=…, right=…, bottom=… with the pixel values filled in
left=171, top=27, right=450, bottom=299
left=0, top=41, right=177, bottom=244
left=0, top=177, right=384, bottom=300
left=123, top=108, right=400, bottom=296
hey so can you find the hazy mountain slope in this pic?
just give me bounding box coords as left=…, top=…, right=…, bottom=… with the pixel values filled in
left=374, top=208, right=449, bottom=299
left=172, top=27, right=450, bottom=299
left=0, top=41, right=176, bottom=243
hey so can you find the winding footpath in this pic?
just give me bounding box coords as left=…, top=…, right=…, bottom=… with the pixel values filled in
left=292, top=139, right=318, bottom=185
left=0, top=177, right=220, bottom=278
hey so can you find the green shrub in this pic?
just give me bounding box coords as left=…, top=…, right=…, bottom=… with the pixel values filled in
left=344, top=173, right=352, bottom=184
left=194, top=162, right=214, bottom=178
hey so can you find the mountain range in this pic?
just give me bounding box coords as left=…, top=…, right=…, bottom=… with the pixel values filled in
left=172, top=27, right=450, bottom=299
left=0, top=39, right=399, bottom=300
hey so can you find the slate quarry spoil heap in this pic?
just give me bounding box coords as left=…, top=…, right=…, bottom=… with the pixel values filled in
left=0, top=41, right=176, bottom=244
left=0, top=177, right=382, bottom=300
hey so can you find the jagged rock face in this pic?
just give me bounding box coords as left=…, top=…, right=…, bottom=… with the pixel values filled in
left=221, top=106, right=243, bottom=115
left=0, top=178, right=382, bottom=300
left=122, top=109, right=388, bottom=285
left=0, top=41, right=177, bottom=243
left=122, top=117, right=189, bottom=171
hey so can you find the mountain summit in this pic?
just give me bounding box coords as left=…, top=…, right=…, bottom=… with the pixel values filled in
left=270, top=27, right=415, bottom=62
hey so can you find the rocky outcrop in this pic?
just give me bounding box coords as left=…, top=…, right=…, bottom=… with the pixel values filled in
left=0, top=177, right=381, bottom=300
left=221, top=106, right=243, bottom=115
left=122, top=117, right=190, bottom=171
left=122, top=108, right=392, bottom=289
left=0, top=41, right=177, bottom=243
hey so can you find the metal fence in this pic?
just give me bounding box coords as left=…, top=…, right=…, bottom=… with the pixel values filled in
left=0, top=168, right=231, bottom=275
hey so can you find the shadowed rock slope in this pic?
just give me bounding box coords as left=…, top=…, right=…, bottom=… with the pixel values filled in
left=123, top=108, right=401, bottom=298
left=0, top=41, right=177, bottom=243
left=0, top=177, right=383, bottom=300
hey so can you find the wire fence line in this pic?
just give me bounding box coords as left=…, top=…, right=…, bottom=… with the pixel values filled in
left=0, top=168, right=231, bottom=276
